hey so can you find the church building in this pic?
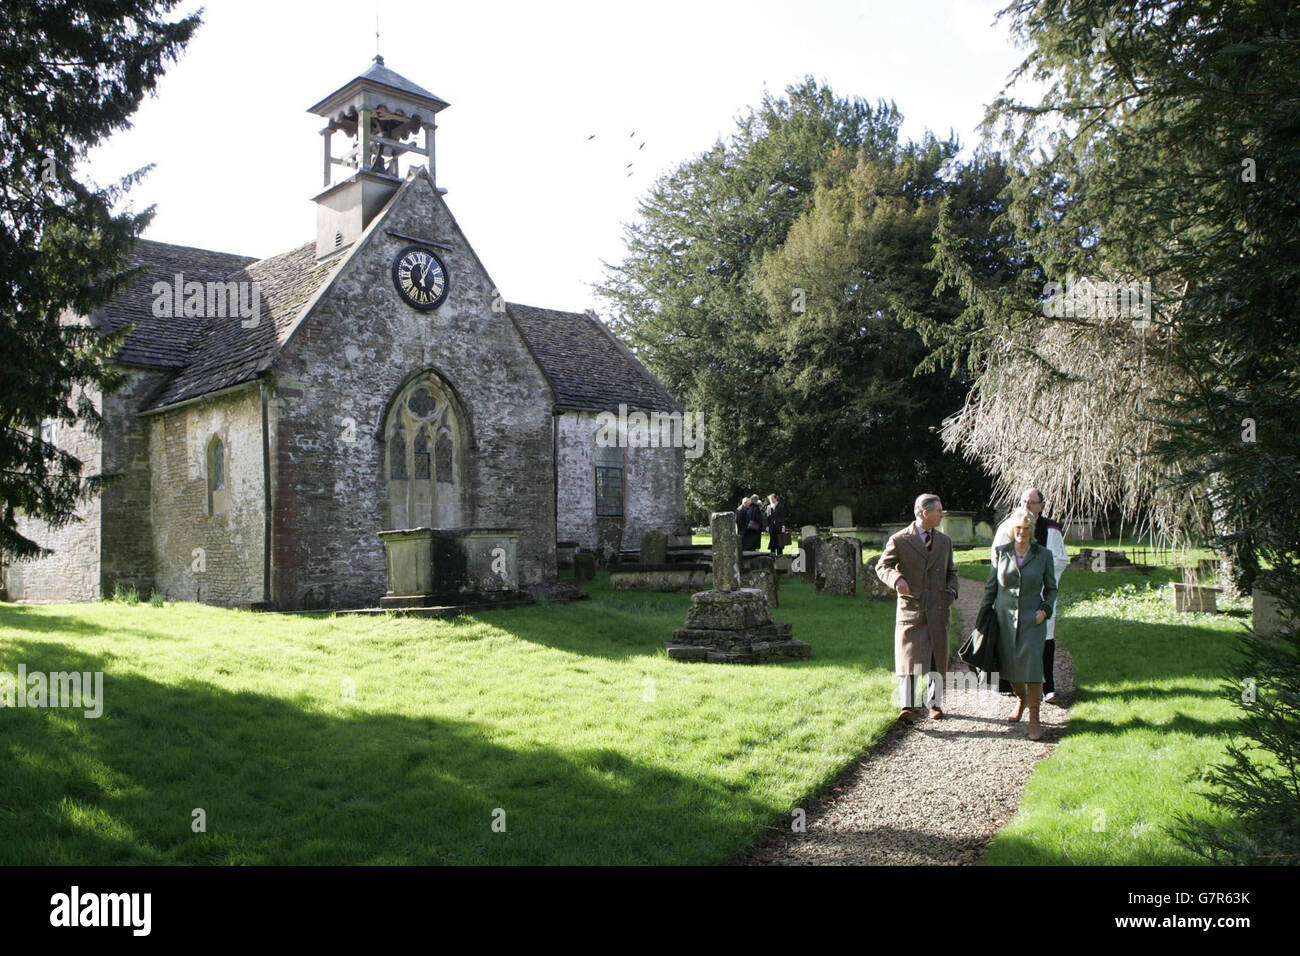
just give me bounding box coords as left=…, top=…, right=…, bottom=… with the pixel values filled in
left=5, top=57, right=687, bottom=609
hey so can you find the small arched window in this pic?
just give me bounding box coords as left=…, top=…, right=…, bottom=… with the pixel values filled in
left=207, top=435, right=228, bottom=516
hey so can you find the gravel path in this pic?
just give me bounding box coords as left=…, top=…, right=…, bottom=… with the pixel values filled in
left=739, top=586, right=1074, bottom=865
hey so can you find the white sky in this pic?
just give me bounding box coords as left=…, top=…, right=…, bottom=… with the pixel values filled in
left=83, top=0, right=1029, bottom=313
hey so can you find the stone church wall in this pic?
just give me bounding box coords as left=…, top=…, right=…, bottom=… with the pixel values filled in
left=100, top=368, right=170, bottom=597
left=268, top=178, right=557, bottom=609
left=5, top=387, right=104, bottom=603
left=148, top=387, right=264, bottom=605
left=556, top=410, right=685, bottom=552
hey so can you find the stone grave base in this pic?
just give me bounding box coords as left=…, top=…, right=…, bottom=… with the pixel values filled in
left=612, top=564, right=711, bottom=592
left=665, top=587, right=809, bottom=664
left=340, top=592, right=536, bottom=618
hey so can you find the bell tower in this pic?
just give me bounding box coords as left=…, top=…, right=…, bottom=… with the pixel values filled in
left=307, top=55, right=450, bottom=259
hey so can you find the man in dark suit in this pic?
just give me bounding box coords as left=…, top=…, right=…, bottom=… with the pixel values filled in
left=876, top=494, right=959, bottom=722
left=738, top=495, right=763, bottom=553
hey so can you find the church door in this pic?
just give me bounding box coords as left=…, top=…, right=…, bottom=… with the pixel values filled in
left=382, top=373, right=467, bottom=529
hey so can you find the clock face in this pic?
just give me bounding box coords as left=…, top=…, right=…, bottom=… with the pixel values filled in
left=392, top=245, right=449, bottom=310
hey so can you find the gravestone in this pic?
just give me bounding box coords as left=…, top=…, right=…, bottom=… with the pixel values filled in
left=862, top=554, right=896, bottom=600
left=1253, top=582, right=1291, bottom=638
left=1071, top=547, right=1131, bottom=570
left=742, top=554, right=779, bottom=608
left=640, top=531, right=668, bottom=566
left=573, top=552, right=596, bottom=581
left=832, top=505, right=853, bottom=529
left=595, top=519, right=623, bottom=567
left=800, top=524, right=818, bottom=539
left=710, top=511, right=742, bottom=591
left=940, top=512, right=974, bottom=545
left=816, top=536, right=858, bottom=596
left=1171, top=582, right=1218, bottom=613
left=974, top=521, right=994, bottom=543
left=799, top=534, right=821, bottom=585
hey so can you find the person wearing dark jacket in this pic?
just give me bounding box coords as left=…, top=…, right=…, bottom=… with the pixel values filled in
left=739, top=495, right=763, bottom=553
left=765, top=493, right=786, bottom=555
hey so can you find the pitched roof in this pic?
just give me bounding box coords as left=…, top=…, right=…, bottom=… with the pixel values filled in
left=100, top=240, right=678, bottom=415
left=98, top=240, right=257, bottom=368
left=508, top=303, right=680, bottom=413
left=143, top=243, right=338, bottom=410
left=306, top=55, right=450, bottom=115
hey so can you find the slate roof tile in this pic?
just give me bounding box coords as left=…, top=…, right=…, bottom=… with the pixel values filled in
left=99, top=240, right=258, bottom=368
left=508, top=303, right=680, bottom=413
left=144, top=243, right=336, bottom=409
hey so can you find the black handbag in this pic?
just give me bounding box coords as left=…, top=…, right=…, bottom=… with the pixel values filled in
left=959, top=604, right=1000, bottom=675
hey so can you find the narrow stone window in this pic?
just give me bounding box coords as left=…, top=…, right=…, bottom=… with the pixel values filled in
left=594, top=442, right=623, bottom=517
left=207, top=435, right=229, bottom=516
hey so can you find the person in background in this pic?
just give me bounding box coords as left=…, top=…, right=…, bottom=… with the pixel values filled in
left=766, top=493, right=786, bottom=556
left=992, top=487, right=1068, bottom=701
left=983, top=506, right=1058, bottom=740
left=740, top=494, right=763, bottom=553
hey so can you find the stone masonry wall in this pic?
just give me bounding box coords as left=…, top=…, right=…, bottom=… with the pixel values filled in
left=99, top=368, right=170, bottom=597
left=148, top=386, right=264, bottom=605
left=556, top=410, right=686, bottom=551
left=5, top=386, right=103, bottom=602
left=269, top=173, right=557, bottom=609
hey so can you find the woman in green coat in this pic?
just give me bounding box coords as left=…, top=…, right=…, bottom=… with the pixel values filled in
left=981, top=507, right=1058, bottom=740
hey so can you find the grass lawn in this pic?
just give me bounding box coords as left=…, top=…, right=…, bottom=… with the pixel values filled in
left=2, top=535, right=1261, bottom=865
left=0, top=574, right=903, bottom=865
left=983, top=583, right=1249, bottom=864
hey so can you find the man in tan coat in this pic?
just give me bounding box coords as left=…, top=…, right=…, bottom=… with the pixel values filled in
left=875, top=494, right=959, bottom=722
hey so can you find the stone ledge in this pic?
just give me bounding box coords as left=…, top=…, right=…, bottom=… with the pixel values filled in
left=338, top=596, right=536, bottom=618
left=670, top=621, right=794, bottom=647
left=664, top=638, right=810, bottom=663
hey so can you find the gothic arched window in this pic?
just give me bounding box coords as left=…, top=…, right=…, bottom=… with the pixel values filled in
left=383, top=374, right=466, bottom=529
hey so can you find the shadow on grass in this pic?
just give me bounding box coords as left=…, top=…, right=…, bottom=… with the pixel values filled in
left=0, top=638, right=772, bottom=865
left=433, top=576, right=902, bottom=673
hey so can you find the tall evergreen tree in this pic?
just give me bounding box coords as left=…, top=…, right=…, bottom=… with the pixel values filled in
left=752, top=141, right=1006, bottom=516
left=0, top=0, right=200, bottom=558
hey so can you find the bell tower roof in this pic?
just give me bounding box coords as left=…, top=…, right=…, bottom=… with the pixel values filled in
left=307, top=54, right=450, bottom=124
left=308, top=56, right=447, bottom=259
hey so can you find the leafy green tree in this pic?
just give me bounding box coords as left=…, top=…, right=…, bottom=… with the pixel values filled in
left=752, top=141, right=1007, bottom=517
left=599, top=78, right=995, bottom=521
left=1, top=0, right=200, bottom=559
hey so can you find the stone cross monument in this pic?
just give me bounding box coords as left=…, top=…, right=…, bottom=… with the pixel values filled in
left=663, top=512, right=809, bottom=663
